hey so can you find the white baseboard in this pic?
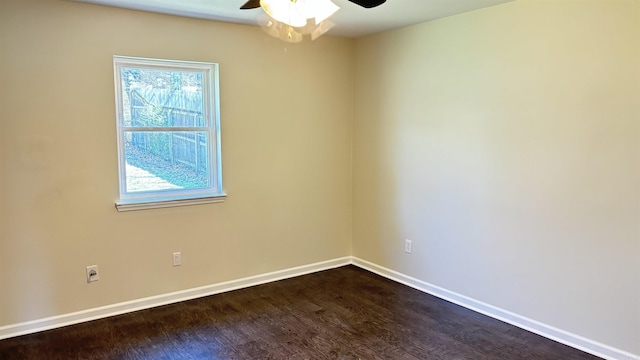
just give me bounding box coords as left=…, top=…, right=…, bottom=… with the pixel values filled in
left=1, top=256, right=637, bottom=360
left=0, top=257, right=351, bottom=341
left=351, top=257, right=639, bottom=360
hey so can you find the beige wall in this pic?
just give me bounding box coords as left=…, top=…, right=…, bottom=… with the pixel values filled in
left=353, top=0, right=639, bottom=354
left=2, top=0, right=639, bottom=356
left=0, top=0, right=353, bottom=325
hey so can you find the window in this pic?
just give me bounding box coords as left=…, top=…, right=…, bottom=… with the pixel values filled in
left=113, top=56, right=224, bottom=211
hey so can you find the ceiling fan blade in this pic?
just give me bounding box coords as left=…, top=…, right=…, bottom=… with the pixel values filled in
left=240, top=0, right=261, bottom=9
left=348, top=0, right=386, bottom=8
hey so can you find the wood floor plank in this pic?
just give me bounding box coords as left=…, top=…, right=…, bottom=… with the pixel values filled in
left=0, top=266, right=601, bottom=359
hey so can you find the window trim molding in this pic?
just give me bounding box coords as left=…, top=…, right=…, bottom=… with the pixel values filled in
left=112, top=55, right=224, bottom=210
left=115, top=194, right=227, bottom=212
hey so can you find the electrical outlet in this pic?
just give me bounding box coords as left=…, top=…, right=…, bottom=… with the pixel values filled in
left=404, top=239, right=412, bottom=254
left=172, top=252, right=181, bottom=267
left=86, top=265, right=99, bottom=283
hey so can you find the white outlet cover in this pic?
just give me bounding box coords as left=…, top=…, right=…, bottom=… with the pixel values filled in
left=86, top=265, right=99, bottom=283
left=172, top=252, right=181, bottom=266
left=404, top=239, right=412, bottom=254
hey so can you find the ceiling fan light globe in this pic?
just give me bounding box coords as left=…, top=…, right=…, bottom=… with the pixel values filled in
left=311, top=19, right=334, bottom=40
left=262, top=18, right=283, bottom=37
left=260, top=0, right=307, bottom=27
left=293, top=0, right=339, bottom=24
left=296, top=18, right=317, bottom=35
left=281, top=26, right=304, bottom=42
left=309, top=0, right=339, bottom=24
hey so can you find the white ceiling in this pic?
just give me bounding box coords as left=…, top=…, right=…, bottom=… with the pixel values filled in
left=72, top=0, right=513, bottom=38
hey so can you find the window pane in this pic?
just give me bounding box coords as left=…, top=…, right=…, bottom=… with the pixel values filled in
left=124, top=131, right=210, bottom=193
left=120, top=68, right=205, bottom=127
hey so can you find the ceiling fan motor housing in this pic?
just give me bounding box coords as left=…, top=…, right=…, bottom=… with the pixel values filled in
left=241, top=0, right=386, bottom=10
left=347, top=0, right=386, bottom=8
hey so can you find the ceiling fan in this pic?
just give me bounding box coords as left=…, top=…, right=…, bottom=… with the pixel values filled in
left=240, top=0, right=386, bottom=9
left=240, top=0, right=386, bottom=42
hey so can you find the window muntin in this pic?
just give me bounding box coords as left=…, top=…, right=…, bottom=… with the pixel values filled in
left=114, top=56, right=223, bottom=209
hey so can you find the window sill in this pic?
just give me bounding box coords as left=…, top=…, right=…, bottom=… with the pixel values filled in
left=115, top=194, right=227, bottom=212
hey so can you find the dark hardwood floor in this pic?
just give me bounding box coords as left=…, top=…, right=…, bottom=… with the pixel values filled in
left=0, top=265, right=600, bottom=359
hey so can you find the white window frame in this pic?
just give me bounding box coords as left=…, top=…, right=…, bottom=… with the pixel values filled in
left=113, top=56, right=225, bottom=211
